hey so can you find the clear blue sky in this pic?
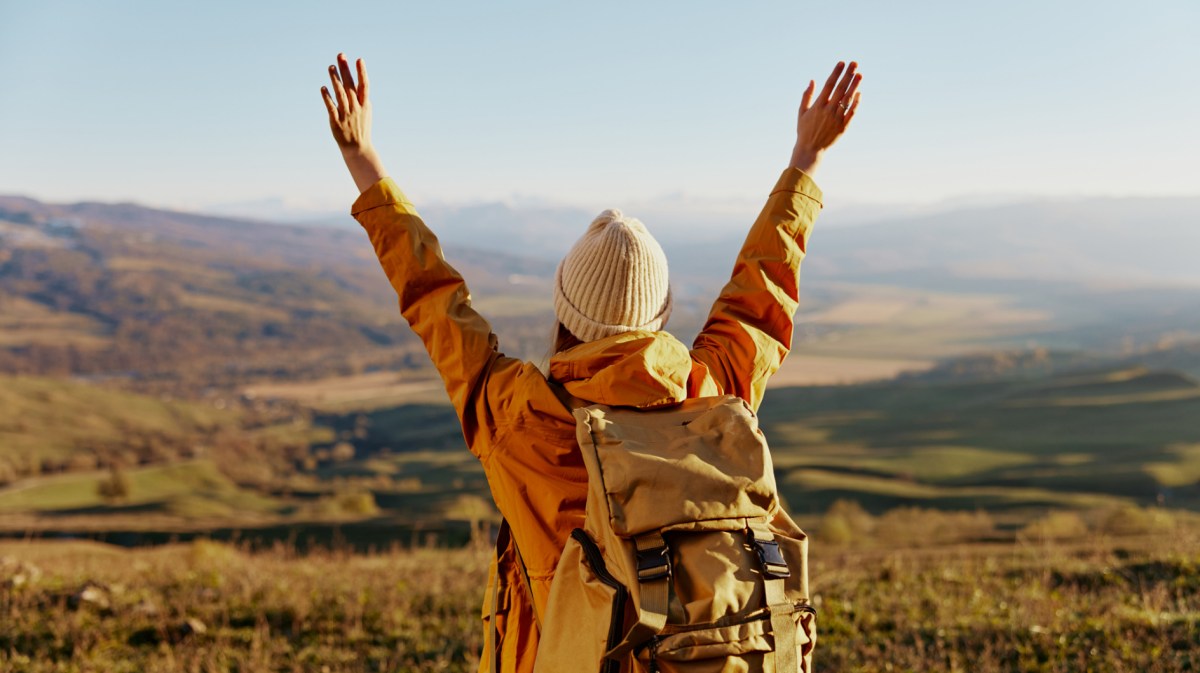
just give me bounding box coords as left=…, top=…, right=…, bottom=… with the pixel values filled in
left=1, top=0, right=1197, bottom=215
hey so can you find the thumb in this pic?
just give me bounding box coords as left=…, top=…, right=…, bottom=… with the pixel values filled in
left=800, top=80, right=815, bottom=112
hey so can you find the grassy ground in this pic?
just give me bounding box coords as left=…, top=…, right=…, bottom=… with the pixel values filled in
left=1, top=530, right=1196, bottom=672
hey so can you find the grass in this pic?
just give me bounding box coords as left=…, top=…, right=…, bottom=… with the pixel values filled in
left=0, top=539, right=488, bottom=672
left=0, top=461, right=282, bottom=516
left=1, top=529, right=1196, bottom=672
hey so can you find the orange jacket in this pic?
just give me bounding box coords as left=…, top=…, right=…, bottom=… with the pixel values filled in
left=351, top=168, right=823, bottom=673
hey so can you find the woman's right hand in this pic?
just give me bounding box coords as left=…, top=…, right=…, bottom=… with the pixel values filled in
left=322, top=53, right=389, bottom=193
left=790, top=61, right=863, bottom=176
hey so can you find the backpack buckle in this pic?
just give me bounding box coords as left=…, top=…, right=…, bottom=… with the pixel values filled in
left=748, top=526, right=791, bottom=579
left=635, top=544, right=671, bottom=582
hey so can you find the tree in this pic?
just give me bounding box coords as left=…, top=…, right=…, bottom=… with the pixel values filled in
left=97, top=466, right=132, bottom=503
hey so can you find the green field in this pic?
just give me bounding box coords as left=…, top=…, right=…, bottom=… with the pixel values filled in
left=0, top=460, right=282, bottom=518
left=758, top=366, right=1200, bottom=518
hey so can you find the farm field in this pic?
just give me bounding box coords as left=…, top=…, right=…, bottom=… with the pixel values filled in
left=1, top=528, right=1197, bottom=672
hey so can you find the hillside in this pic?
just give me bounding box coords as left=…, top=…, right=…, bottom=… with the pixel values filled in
left=0, top=374, right=335, bottom=495
left=0, top=196, right=555, bottom=393
left=758, top=365, right=1200, bottom=517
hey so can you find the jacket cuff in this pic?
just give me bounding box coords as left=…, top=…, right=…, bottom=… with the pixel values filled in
left=350, top=177, right=414, bottom=217
left=769, top=167, right=823, bottom=207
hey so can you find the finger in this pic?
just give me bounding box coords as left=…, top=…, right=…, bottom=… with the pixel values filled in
left=329, top=65, right=349, bottom=115
left=817, top=61, right=845, bottom=106
left=321, top=86, right=337, bottom=120
left=337, top=53, right=358, bottom=99
left=840, top=72, right=863, bottom=107
left=356, top=58, right=369, bottom=105
left=832, top=61, right=858, bottom=103
left=844, top=91, right=862, bottom=127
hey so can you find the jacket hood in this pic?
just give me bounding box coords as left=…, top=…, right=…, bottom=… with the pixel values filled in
left=548, top=330, right=691, bottom=409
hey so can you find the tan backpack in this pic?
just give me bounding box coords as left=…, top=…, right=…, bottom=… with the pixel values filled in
left=531, top=394, right=817, bottom=673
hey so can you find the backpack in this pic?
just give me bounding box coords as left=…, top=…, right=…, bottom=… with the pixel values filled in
left=531, top=394, right=817, bottom=673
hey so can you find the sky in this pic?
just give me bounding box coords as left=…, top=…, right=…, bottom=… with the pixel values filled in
left=0, top=0, right=1197, bottom=218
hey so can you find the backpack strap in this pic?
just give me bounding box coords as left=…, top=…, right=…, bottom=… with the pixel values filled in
left=604, top=530, right=671, bottom=659
left=749, top=521, right=799, bottom=673
left=546, top=378, right=589, bottom=414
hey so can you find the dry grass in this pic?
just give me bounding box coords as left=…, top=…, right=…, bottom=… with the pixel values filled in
left=2, top=529, right=1197, bottom=672
left=0, top=539, right=488, bottom=672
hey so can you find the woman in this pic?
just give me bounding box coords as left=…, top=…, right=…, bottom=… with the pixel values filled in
left=321, top=53, right=861, bottom=672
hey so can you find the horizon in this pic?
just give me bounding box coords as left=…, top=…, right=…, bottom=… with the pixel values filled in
left=2, top=1, right=1198, bottom=219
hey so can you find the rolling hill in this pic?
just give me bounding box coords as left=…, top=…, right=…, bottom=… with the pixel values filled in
left=0, top=195, right=556, bottom=393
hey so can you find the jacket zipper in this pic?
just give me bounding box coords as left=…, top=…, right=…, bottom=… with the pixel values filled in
left=571, top=528, right=629, bottom=673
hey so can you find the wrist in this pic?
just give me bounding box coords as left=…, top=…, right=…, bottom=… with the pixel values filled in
left=341, top=146, right=389, bottom=194
left=789, top=145, right=824, bottom=176
left=341, top=144, right=378, bottom=161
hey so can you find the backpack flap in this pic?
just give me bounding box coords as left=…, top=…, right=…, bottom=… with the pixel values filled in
left=574, top=395, right=780, bottom=537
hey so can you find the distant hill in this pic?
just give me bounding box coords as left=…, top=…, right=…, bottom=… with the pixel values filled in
left=804, top=196, right=1200, bottom=286
left=0, top=195, right=555, bottom=392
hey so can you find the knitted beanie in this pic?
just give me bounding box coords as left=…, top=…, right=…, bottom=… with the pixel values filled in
left=554, top=208, right=672, bottom=343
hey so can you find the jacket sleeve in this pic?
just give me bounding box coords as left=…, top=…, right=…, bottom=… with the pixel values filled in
left=351, top=178, right=524, bottom=459
left=690, top=167, right=823, bottom=411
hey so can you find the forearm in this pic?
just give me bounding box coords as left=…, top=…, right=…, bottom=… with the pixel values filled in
left=342, top=147, right=389, bottom=194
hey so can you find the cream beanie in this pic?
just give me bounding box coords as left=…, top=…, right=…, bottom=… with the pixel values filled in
left=554, top=208, right=673, bottom=343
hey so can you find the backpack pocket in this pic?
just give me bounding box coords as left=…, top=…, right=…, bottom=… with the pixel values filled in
left=633, top=604, right=817, bottom=673
left=533, top=529, right=630, bottom=673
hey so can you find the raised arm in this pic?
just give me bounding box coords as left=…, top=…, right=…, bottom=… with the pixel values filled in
left=321, top=53, right=525, bottom=456
left=691, top=61, right=862, bottom=411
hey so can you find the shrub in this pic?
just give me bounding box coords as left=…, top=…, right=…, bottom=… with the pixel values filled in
left=1020, top=510, right=1090, bottom=542
left=335, top=490, right=379, bottom=516
left=875, top=507, right=996, bottom=547
left=818, top=499, right=875, bottom=546
left=1100, top=506, right=1175, bottom=536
